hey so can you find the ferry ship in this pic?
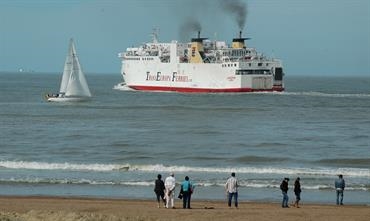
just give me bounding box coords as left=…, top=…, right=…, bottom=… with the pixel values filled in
left=117, top=31, right=284, bottom=93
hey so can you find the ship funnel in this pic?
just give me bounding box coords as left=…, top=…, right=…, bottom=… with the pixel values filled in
left=190, top=31, right=208, bottom=63
left=232, top=30, right=250, bottom=49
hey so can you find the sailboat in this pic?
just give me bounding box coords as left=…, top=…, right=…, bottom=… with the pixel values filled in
left=46, top=38, right=91, bottom=102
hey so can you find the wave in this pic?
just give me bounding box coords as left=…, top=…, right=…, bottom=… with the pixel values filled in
left=235, top=155, right=286, bottom=163
left=1, top=161, right=369, bottom=178
left=254, top=142, right=287, bottom=148
left=277, top=91, right=370, bottom=98
left=316, top=158, right=370, bottom=167
left=0, top=178, right=159, bottom=186
left=1, top=178, right=368, bottom=191
left=0, top=161, right=126, bottom=171
left=112, top=83, right=134, bottom=91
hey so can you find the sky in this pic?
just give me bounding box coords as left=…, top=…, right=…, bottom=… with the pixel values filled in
left=0, top=0, right=369, bottom=76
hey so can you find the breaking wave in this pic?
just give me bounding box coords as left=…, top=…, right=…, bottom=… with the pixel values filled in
left=0, top=177, right=368, bottom=191
left=1, top=161, right=369, bottom=178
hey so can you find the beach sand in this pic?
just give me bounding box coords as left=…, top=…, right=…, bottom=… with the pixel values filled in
left=0, top=196, right=369, bottom=221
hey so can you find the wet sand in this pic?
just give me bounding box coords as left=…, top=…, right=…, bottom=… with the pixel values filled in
left=0, top=196, right=369, bottom=221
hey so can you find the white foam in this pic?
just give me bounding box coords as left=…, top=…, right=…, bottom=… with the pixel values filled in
left=0, top=160, right=126, bottom=171
left=119, top=181, right=152, bottom=186
left=1, top=161, right=369, bottom=178
left=132, top=164, right=370, bottom=178
left=112, top=82, right=134, bottom=91
left=0, top=177, right=368, bottom=191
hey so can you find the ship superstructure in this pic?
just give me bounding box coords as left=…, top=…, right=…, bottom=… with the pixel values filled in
left=117, top=31, right=284, bottom=92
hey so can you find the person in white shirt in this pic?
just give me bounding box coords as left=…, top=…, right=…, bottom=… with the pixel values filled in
left=164, top=172, right=176, bottom=208
left=225, top=172, right=239, bottom=208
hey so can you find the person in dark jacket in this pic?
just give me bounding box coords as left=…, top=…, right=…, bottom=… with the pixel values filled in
left=154, top=174, right=166, bottom=208
left=280, top=177, right=289, bottom=208
left=335, top=174, right=345, bottom=205
left=294, top=177, right=302, bottom=208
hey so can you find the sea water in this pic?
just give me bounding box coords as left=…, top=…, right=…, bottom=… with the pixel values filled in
left=0, top=72, right=369, bottom=205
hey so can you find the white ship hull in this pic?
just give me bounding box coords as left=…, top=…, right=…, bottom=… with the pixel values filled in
left=123, top=61, right=283, bottom=93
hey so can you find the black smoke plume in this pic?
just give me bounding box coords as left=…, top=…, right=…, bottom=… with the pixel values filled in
left=179, top=18, right=202, bottom=42
left=220, top=0, right=247, bottom=30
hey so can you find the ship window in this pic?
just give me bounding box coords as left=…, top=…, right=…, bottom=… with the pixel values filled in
left=235, top=69, right=271, bottom=75
left=249, top=63, right=251, bottom=67
left=258, top=63, right=262, bottom=66
left=234, top=64, right=237, bottom=67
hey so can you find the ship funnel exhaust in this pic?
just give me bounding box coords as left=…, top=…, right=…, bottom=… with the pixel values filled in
left=190, top=31, right=208, bottom=63
left=232, top=30, right=250, bottom=49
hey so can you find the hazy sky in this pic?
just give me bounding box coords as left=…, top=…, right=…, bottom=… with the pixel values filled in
left=0, top=0, right=369, bottom=76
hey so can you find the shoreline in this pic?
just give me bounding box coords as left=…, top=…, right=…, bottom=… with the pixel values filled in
left=1, top=196, right=369, bottom=221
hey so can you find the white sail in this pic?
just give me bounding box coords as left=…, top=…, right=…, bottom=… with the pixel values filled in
left=63, top=39, right=91, bottom=97
left=59, top=39, right=74, bottom=94
left=46, top=38, right=91, bottom=102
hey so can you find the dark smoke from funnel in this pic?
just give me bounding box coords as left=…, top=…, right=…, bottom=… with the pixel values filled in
left=175, top=0, right=247, bottom=41
left=179, top=18, right=202, bottom=42
left=220, top=0, right=247, bottom=30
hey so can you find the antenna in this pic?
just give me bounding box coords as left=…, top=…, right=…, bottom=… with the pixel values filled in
left=151, top=28, right=159, bottom=43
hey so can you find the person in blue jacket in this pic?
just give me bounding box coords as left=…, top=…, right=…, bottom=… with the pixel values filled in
left=335, top=174, right=345, bottom=205
left=181, top=176, right=193, bottom=209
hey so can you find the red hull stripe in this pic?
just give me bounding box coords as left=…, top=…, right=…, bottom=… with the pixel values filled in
left=129, top=85, right=284, bottom=93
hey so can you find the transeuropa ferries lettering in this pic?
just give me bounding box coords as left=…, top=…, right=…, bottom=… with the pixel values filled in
left=146, top=71, right=192, bottom=82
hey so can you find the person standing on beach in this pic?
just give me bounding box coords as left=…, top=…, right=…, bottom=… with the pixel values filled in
left=280, top=178, right=289, bottom=208
left=154, top=174, right=166, bottom=208
left=225, top=172, right=239, bottom=208
left=181, top=176, right=193, bottom=209
left=164, top=172, right=176, bottom=208
left=293, top=177, right=301, bottom=208
left=335, top=174, right=345, bottom=205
